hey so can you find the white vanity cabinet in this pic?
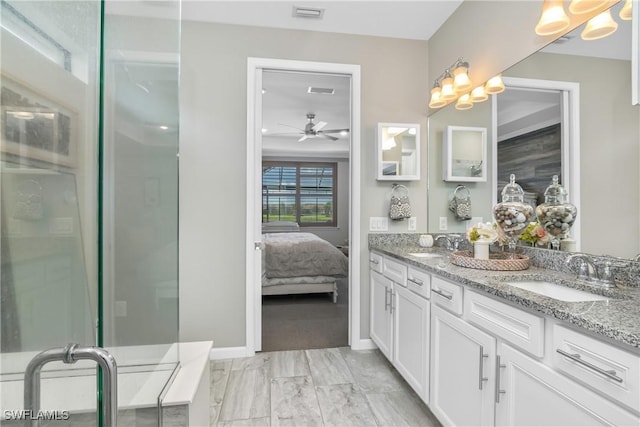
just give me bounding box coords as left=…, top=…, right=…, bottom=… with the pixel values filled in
left=430, top=304, right=496, bottom=426
left=369, top=251, right=431, bottom=403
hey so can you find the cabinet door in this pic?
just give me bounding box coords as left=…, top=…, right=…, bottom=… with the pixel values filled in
left=393, top=285, right=430, bottom=403
left=430, top=305, right=496, bottom=427
left=370, top=270, right=393, bottom=359
left=496, top=343, right=640, bottom=426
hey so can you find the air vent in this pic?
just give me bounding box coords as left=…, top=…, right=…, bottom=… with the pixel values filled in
left=308, top=86, right=335, bottom=95
left=293, top=6, right=325, bottom=19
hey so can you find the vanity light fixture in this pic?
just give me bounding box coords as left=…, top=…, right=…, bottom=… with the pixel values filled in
left=428, top=57, right=474, bottom=109
left=581, top=8, right=618, bottom=40
left=440, top=70, right=457, bottom=101
left=455, top=93, right=473, bottom=111
left=535, top=0, right=570, bottom=36
left=569, top=0, right=609, bottom=15
left=485, top=74, right=505, bottom=94
left=428, top=81, right=447, bottom=109
left=470, top=85, right=488, bottom=102
left=453, top=60, right=472, bottom=93
left=620, top=0, right=632, bottom=20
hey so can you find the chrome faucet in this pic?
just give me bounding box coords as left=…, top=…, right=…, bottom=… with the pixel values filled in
left=565, top=253, right=616, bottom=288
left=435, top=234, right=463, bottom=251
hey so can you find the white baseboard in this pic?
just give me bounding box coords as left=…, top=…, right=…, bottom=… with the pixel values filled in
left=351, top=339, right=378, bottom=351
left=210, top=346, right=253, bottom=360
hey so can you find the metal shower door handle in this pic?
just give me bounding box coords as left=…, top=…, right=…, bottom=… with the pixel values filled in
left=24, top=344, right=118, bottom=427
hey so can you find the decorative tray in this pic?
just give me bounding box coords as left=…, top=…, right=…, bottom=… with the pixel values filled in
left=450, top=250, right=530, bottom=271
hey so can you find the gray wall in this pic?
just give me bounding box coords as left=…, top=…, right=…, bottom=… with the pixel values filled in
left=179, top=22, right=428, bottom=347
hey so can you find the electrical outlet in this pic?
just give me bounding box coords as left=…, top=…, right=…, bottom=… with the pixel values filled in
left=439, top=217, right=448, bottom=231
left=408, top=216, right=417, bottom=231
left=115, top=301, right=127, bottom=317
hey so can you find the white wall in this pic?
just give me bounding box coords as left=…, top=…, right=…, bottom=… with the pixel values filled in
left=179, top=22, right=428, bottom=347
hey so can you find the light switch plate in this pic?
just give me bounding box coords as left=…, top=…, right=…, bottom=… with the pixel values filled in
left=439, top=217, right=448, bottom=231
left=370, top=217, right=389, bottom=231
left=408, top=216, right=417, bottom=231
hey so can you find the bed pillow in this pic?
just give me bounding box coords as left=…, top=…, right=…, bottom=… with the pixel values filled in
left=261, top=221, right=300, bottom=233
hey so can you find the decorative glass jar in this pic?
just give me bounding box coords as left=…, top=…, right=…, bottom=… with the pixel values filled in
left=535, top=175, right=577, bottom=250
left=493, top=174, right=535, bottom=257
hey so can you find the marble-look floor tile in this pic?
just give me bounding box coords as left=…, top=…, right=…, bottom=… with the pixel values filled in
left=217, top=417, right=271, bottom=427
left=315, top=383, right=378, bottom=427
left=271, top=376, right=322, bottom=427
left=339, top=347, right=406, bottom=393
left=270, top=350, right=310, bottom=378
left=366, top=389, right=441, bottom=427
left=231, top=353, right=272, bottom=371
left=219, top=368, right=270, bottom=421
left=305, top=348, right=354, bottom=386
left=211, top=359, right=232, bottom=406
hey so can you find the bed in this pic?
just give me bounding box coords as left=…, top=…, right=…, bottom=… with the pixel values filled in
left=261, top=222, right=348, bottom=303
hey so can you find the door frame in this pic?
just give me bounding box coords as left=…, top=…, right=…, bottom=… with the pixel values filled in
left=246, top=58, right=361, bottom=354
left=493, top=77, right=581, bottom=250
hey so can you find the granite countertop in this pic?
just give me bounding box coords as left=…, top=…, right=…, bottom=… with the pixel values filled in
left=370, top=244, right=640, bottom=353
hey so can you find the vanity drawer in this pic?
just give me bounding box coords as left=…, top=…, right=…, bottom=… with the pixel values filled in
left=552, top=324, right=640, bottom=412
left=407, top=266, right=431, bottom=299
left=383, top=256, right=407, bottom=286
left=464, top=290, right=545, bottom=357
left=431, top=276, right=463, bottom=315
left=369, top=252, right=383, bottom=273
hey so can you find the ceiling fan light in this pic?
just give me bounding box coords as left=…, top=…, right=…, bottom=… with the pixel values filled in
left=581, top=9, right=618, bottom=41
left=485, top=74, right=505, bottom=94
left=429, top=84, right=446, bottom=109
left=569, top=0, right=609, bottom=14
left=535, top=0, right=570, bottom=36
left=455, top=93, right=473, bottom=111
left=620, top=0, right=632, bottom=20
left=441, top=72, right=456, bottom=101
left=470, top=85, right=488, bottom=103
left=453, top=62, right=472, bottom=93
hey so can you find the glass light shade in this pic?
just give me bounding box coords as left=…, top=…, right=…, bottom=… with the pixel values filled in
left=470, top=86, right=488, bottom=102
left=455, top=94, right=473, bottom=110
left=485, top=75, right=505, bottom=94
left=620, top=0, right=632, bottom=20
left=453, top=65, right=472, bottom=93
left=429, top=86, right=446, bottom=108
left=441, top=75, right=456, bottom=101
left=569, top=0, right=609, bottom=14
left=535, top=0, right=570, bottom=36
left=581, top=10, right=618, bottom=40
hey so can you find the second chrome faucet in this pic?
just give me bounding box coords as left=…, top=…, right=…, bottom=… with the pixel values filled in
left=565, top=253, right=617, bottom=288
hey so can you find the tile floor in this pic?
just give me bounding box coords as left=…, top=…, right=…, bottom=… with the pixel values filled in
left=209, top=347, right=442, bottom=427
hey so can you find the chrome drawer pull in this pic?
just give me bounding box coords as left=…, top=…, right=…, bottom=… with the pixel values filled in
left=408, top=277, right=423, bottom=286
left=556, top=349, right=624, bottom=383
left=478, top=346, right=489, bottom=390
left=369, top=259, right=380, bottom=265
left=431, top=288, right=453, bottom=300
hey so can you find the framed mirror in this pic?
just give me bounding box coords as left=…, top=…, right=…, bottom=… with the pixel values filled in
left=376, top=122, right=420, bottom=181
left=442, top=125, right=487, bottom=182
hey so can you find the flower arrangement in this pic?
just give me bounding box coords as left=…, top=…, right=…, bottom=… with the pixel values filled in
left=466, top=222, right=499, bottom=244
left=520, top=222, right=550, bottom=246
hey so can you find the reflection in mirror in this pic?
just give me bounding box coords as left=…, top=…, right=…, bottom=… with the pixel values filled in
left=427, top=2, right=638, bottom=259
left=377, top=123, right=420, bottom=181
left=443, top=125, right=487, bottom=182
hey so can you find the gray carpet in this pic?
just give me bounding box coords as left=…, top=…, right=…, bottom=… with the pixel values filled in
left=261, top=277, right=348, bottom=352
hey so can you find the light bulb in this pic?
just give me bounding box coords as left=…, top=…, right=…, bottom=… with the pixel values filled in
left=441, top=72, right=456, bottom=101
left=470, top=86, right=488, bottom=103
left=535, top=0, right=570, bottom=36
left=455, top=93, right=473, bottom=111
left=453, top=63, right=472, bottom=93
left=485, top=75, right=505, bottom=94
left=581, top=9, right=618, bottom=40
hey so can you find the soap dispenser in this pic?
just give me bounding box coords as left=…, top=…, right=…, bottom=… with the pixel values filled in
left=493, top=174, right=535, bottom=257
left=536, top=175, right=577, bottom=250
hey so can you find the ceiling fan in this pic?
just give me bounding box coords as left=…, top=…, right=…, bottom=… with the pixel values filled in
left=273, top=113, right=349, bottom=142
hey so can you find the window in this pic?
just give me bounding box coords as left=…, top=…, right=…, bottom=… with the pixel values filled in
left=262, top=161, right=337, bottom=227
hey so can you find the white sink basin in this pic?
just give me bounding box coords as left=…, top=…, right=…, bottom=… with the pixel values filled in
left=504, top=280, right=609, bottom=302
left=408, top=252, right=441, bottom=259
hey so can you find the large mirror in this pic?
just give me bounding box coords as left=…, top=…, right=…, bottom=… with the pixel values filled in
left=428, top=2, right=639, bottom=260
left=376, top=122, right=420, bottom=181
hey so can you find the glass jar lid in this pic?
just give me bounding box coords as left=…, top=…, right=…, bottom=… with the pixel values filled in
left=543, top=175, right=568, bottom=203
left=501, top=173, right=525, bottom=203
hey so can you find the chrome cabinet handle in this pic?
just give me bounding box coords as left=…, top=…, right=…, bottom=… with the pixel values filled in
left=431, top=288, right=453, bottom=300
left=408, top=277, right=423, bottom=286
left=369, top=259, right=380, bottom=265
left=478, top=346, right=489, bottom=390
left=384, top=288, right=390, bottom=312
left=495, top=355, right=506, bottom=403
left=556, top=349, right=624, bottom=383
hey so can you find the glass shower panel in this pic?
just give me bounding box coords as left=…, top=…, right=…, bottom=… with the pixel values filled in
left=101, top=0, right=180, bottom=418
left=1, top=0, right=101, bottom=424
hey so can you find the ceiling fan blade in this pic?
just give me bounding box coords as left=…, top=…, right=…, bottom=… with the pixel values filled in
left=317, top=132, right=338, bottom=141
left=321, top=128, right=350, bottom=134
left=263, top=132, right=303, bottom=136
left=312, top=121, right=327, bottom=131
left=298, top=135, right=310, bottom=142
left=277, top=123, right=305, bottom=131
